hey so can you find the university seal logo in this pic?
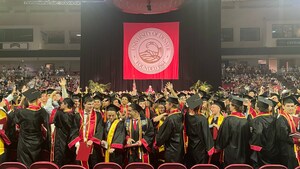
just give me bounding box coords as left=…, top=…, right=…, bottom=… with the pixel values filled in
left=128, top=28, right=174, bottom=74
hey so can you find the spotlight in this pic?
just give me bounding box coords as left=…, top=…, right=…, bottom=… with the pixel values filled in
left=147, top=0, right=151, bottom=11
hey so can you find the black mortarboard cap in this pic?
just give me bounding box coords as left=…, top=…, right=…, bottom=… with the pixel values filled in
left=138, top=96, right=147, bottom=103
left=63, top=98, right=75, bottom=107
left=270, top=93, right=280, bottom=99
left=93, top=94, right=102, bottom=101
left=257, top=96, right=273, bottom=107
left=155, top=97, right=166, bottom=105
left=23, top=88, right=41, bottom=102
left=177, top=92, right=186, bottom=98
left=130, top=103, right=143, bottom=113
left=106, top=104, right=120, bottom=112
left=282, top=95, right=299, bottom=105
left=230, top=95, right=245, bottom=107
left=186, top=94, right=202, bottom=109
left=166, top=96, right=179, bottom=105
left=212, top=100, right=226, bottom=111
left=47, top=88, right=55, bottom=94
left=202, top=94, right=211, bottom=101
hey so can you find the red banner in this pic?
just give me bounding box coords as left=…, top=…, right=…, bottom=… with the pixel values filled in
left=123, top=22, right=179, bottom=79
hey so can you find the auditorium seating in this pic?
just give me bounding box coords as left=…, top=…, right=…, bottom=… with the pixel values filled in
left=0, top=162, right=28, bottom=169
left=158, top=163, right=187, bottom=169
left=224, top=164, right=253, bottom=169
left=191, top=164, right=219, bottom=169
left=30, top=161, right=59, bottom=169
left=61, top=164, right=86, bottom=169
left=125, top=162, right=154, bottom=169
left=93, top=162, right=122, bottom=169
left=259, top=164, right=287, bottom=169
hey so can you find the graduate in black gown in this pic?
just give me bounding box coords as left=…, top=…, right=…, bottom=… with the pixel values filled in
left=16, top=88, right=50, bottom=167
left=249, top=96, right=279, bottom=168
left=103, top=104, right=125, bottom=166
left=52, top=98, right=76, bottom=167
left=185, top=94, right=214, bottom=168
left=156, top=96, right=184, bottom=163
left=125, top=103, right=154, bottom=163
left=68, top=96, right=104, bottom=169
left=276, top=96, right=299, bottom=169
left=216, top=96, right=250, bottom=167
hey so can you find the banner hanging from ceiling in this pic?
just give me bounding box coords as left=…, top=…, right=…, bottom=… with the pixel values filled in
left=123, top=22, right=179, bottom=79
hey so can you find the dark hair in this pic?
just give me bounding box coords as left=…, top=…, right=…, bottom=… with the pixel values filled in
left=256, top=102, right=269, bottom=113
left=84, top=97, right=94, bottom=104
left=231, top=104, right=243, bottom=113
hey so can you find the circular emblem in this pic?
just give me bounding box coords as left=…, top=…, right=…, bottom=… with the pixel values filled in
left=128, top=28, right=174, bottom=74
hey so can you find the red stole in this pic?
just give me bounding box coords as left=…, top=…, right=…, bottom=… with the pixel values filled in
left=78, top=110, right=97, bottom=142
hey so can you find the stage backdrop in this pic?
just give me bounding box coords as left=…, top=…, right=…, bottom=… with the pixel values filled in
left=81, top=0, right=221, bottom=91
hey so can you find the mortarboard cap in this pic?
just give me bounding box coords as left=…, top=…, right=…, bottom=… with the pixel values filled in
left=270, top=93, right=280, bottom=99
left=186, top=94, right=202, bottom=109
left=23, top=88, right=41, bottom=102
left=155, top=97, right=166, bottom=105
left=106, top=104, right=120, bottom=112
left=130, top=103, right=143, bottom=113
left=282, top=95, right=299, bottom=105
left=230, top=95, right=245, bottom=107
left=166, top=96, right=179, bottom=105
left=93, top=94, right=102, bottom=101
left=257, top=96, right=273, bottom=107
left=46, top=88, right=55, bottom=95
left=177, top=92, right=186, bottom=98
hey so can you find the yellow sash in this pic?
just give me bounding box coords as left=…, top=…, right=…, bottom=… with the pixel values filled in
left=208, top=114, right=224, bottom=127
left=105, top=119, right=120, bottom=162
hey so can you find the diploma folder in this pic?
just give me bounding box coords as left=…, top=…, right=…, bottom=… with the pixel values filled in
left=76, top=142, right=92, bottom=161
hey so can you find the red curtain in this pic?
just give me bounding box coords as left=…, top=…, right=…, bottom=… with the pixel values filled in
left=123, top=22, right=179, bottom=79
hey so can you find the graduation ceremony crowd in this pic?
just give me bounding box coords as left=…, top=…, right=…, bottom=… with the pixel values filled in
left=1, top=65, right=300, bottom=169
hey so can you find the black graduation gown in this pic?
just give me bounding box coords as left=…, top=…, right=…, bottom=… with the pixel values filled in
left=15, top=107, right=50, bottom=167
left=249, top=113, right=279, bottom=168
left=104, top=120, right=125, bottom=165
left=68, top=110, right=104, bottom=169
left=216, top=112, right=250, bottom=167
left=185, top=113, right=214, bottom=167
left=53, top=109, right=75, bottom=167
left=156, top=112, right=184, bottom=163
left=6, top=108, right=19, bottom=161
left=125, top=117, right=154, bottom=163
left=276, top=114, right=298, bottom=169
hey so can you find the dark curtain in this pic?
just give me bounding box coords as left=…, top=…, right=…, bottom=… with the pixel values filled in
left=80, top=0, right=221, bottom=91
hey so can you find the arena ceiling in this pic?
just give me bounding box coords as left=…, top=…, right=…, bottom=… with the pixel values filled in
left=0, top=0, right=299, bottom=14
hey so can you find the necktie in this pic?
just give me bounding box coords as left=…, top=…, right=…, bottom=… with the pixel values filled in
left=133, top=119, right=137, bottom=130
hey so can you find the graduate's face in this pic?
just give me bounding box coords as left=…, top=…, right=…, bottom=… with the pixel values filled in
left=165, top=102, right=172, bottom=111
left=102, top=98, right=110, bottom=107
left=157, top=104, right=165, bottom=114
left=93, top=100, right=101, bottom=109
left=210, top=104, right=221, bottom=115
left=84, top=101, right=94, bottom=112
left=121, top=97, right=129, bottom=105
left=113, top=100, right=121, bottom=107
left=107, top=111, right=117, bottom=122
left=41, top=93, right=48, bottom=102
left=73, top=99, right=80, bottom=108
left=283, top=103, right=296, bottom=115
left=128, top=107, right=136, bottom=118
left=139, top=101, right=146, bottom=110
